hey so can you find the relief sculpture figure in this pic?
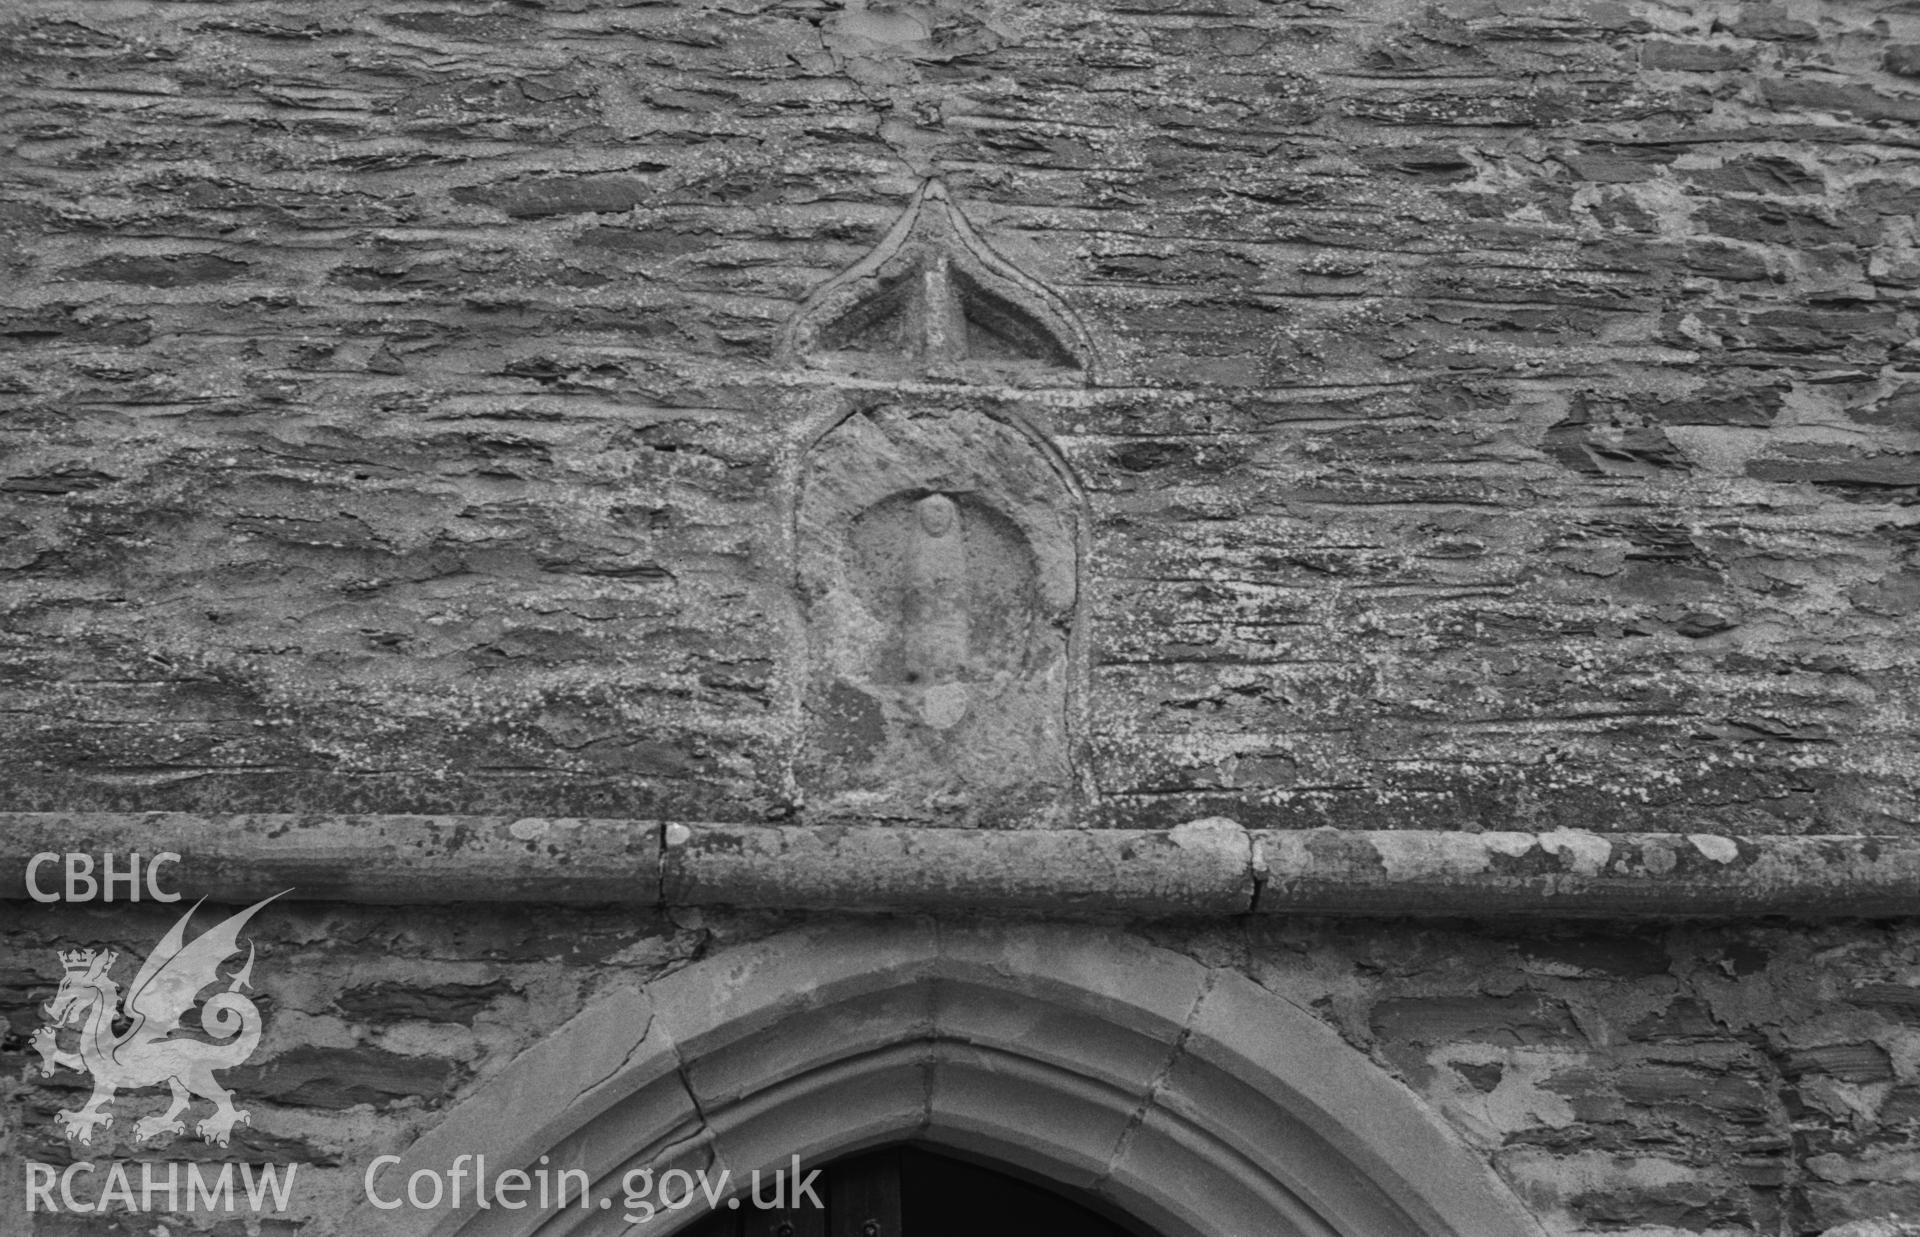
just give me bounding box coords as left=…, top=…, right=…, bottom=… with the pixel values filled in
left=903, top=495, right=971, bottom=732
left=796, top=407, right=1079, bottom=825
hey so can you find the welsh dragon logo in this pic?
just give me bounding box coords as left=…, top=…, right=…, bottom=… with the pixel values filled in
left=32, top=893, right=283, bottom=1148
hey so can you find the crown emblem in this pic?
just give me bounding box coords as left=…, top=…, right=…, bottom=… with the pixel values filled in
left=58, top=948, right=113, bottom=976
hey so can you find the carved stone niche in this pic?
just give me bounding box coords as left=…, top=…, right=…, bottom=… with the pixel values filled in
left=795, top=404, right=1080, bottom=825
left=784, top=181, right=1091, bottom=824
left=779, top=180, right=1095, bottom=386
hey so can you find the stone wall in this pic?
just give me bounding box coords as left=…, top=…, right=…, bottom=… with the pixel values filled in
left=9, top=905, right=1920, bottom=1235
left=7, top=2, right=1920, bottom=1233
left=4, top=0, right=1918, bottom=832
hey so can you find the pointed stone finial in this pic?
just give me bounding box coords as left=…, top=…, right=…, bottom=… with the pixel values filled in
left=780, top=180, right=1094, bottom=383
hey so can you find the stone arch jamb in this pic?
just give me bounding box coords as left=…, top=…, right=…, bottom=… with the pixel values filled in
left=349, top=924, right=1547, bottom=1237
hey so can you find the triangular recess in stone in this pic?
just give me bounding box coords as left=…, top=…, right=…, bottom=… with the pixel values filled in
left=781, top=181, right=1092, bottom=383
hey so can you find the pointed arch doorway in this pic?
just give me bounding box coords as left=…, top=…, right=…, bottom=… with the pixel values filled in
left=353, top=924, right=1545, bottom=1237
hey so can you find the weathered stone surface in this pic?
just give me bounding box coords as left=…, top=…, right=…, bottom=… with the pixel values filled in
left=19, top=814, right=1920, bottom=921
left=5, top=7, right=1920, bottom=1232
left=449, top=174, right=661, bottom=220
left=331, top=923, right=1548, bottom=1237
left=1821, top=1222, right=1920, bottom=1237
left=14, top=903, right=1920, bottom=1235
left=795, top=401, right=1082, bottom=825
left=0, top=812, right=662, bottom=903
left=59, top=254, right=249, bottom=287
left=225, top=1045, right=460, bottom=1110
left=663, top=819, right=1255, bottom=914
left=333, top=979, right=510, bottom=1026
left=1254, top=829, right=1920, bottom=918
left=0, top=0, right=1911, bottom=839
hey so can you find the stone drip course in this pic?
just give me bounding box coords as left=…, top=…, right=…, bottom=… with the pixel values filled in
left=7, top=813, right=1920, bottom=917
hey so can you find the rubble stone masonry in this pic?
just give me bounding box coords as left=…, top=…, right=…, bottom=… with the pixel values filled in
left=9, top=907, right=1920, bottom=1235
left=5, top=0, right=1920, bottom=1234
left=3, top=0, right=1918, bottom=831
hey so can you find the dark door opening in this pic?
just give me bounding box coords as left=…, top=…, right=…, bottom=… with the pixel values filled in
left=683, top=1144, right=1149, bottom=1237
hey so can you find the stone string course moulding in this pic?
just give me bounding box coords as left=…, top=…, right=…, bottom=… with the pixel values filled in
left=8, top=813, right=1920, bottom=917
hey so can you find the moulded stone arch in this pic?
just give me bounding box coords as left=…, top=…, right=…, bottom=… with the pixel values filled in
left=350, top=924, right=1546, bottom=1237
